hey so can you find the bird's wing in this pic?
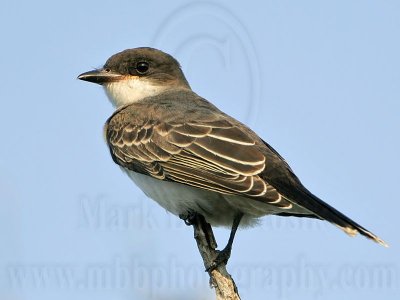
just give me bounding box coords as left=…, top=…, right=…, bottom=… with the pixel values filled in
left=105, top=100, right=293, bottom=209
left=105, top=95, right=387, bottom=247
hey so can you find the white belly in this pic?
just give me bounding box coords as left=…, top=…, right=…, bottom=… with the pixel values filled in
left=123, top=169, right=289, bottom=227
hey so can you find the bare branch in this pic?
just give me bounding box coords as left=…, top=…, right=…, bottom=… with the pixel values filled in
left=191, top=214, right=241, bottom=300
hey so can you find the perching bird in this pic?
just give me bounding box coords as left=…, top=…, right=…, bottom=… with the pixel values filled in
left=78, top=47, right=387, bottom=266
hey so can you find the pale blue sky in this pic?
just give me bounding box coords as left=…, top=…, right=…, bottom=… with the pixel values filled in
left=1, top=1, right=399, bottom=299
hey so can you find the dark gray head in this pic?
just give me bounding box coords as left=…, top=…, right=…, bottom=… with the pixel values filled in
left=78, top=47, right=191, bottom=107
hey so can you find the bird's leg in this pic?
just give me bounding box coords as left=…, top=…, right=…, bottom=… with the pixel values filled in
left=179, top=211, right=198, bottom=226
left=180, top=211, right=218, bottom=250
left=207, top=213, right=244, bottom=272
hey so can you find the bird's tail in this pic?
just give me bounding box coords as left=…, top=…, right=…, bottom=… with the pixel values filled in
left=281, top=184, right=388, bottom=247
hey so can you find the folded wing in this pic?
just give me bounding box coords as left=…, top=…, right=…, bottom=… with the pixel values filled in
left=106, top=106, right=292, bottom=209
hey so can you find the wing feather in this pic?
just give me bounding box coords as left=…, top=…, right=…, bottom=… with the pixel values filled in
left=209, top=127, right=255, bottom=145
left=193, top=137, right=265, bottom=165
left=105, top=105, right=293, bottom=208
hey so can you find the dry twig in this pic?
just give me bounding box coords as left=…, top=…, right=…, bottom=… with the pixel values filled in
left=185, top=213, right=241, bottom=300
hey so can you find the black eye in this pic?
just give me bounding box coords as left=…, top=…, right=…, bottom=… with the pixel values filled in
left=136, top=61, right=149, bottom=74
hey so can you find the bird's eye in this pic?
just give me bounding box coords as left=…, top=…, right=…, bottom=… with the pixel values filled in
left=136, top=61, right=149, bottom=74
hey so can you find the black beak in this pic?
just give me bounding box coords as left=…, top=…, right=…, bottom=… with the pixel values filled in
left=77, top=69, right=123, bottom=85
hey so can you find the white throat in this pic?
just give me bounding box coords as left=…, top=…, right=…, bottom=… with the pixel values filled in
left=103, top=78, right=168, bottom=108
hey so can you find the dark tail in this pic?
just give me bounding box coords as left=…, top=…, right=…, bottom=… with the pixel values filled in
left=261, top=140, right=387, bottom=246
left=276, top=181, right=388, bottom=247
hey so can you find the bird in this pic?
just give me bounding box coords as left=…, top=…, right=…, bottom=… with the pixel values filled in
left=78, top=47, right=387, bottom=267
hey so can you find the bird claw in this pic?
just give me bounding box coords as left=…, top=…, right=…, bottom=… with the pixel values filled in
left=206, top=248, right=231, bottom=272
left=179, top=211, right=198, bottom=226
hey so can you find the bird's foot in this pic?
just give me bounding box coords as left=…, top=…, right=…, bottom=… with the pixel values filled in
left=206, top=246, right=232, bottom=272
left=179, top=211, right=198, bottom=226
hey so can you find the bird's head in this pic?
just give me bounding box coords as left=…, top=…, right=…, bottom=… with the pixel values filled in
left=78, top=47, right=191, bottom=107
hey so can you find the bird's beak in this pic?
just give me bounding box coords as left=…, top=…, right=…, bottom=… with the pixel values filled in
left=77, top=69, right=123, bottom=85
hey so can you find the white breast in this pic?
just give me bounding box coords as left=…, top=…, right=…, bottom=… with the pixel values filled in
left=123, top=169, right=291, bottom=228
